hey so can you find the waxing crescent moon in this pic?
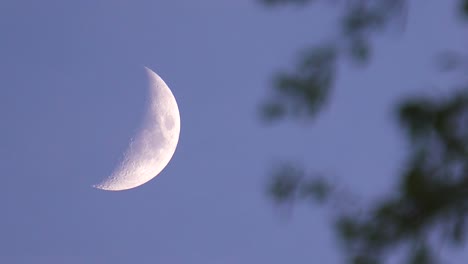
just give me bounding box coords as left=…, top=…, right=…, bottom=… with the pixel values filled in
left=93, top=67, right=181, bottom=191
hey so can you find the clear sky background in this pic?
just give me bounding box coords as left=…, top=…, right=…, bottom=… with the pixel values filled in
left=0, top=0, right=466, bottom=263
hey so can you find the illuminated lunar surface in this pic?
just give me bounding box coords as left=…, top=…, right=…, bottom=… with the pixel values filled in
left=93, top=67, right=180, bottom=191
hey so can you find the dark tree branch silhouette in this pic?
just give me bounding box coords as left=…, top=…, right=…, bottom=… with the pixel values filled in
left=260, top=0, right=468, bottom=263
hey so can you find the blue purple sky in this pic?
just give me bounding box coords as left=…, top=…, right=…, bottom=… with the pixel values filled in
left=0, top=0, right=466, bottom=263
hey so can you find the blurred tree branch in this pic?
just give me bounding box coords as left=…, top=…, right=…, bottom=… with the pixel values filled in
left=260, top=0, right=407, bottom=122
left=260, top=0, right=468, bottom=263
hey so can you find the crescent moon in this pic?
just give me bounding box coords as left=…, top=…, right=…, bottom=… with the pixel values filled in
left=93, top=67, right=181, bottom=191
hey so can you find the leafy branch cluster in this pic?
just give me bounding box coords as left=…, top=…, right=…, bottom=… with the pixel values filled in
left=261, top=0, right=408, bottom=122
left=261, top=0, right=468, bottom=263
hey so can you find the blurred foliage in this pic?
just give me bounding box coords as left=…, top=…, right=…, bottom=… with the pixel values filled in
left=261, top=0, right=313, bottom=5
left=268, top=164, right=332, bottom=205
left=462, top=0, right=468, bottom=18
left=260, top=0, right=468, bottom=263
left=260, top=0, right=406, bottom=122
left=261, top=45, right=337, bottom=121
left=436, top=50, right=468, bottom=73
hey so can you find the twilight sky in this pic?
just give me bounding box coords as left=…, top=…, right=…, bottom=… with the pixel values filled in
left=0, top=0, right=466, bottom=263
